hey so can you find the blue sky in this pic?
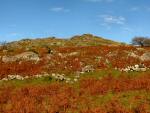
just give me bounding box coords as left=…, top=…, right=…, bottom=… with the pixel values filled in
left=0, top=0, right=150, bottom=43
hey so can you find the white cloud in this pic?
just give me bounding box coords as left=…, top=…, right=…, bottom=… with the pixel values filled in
left=50, top=7, right=70, bottom=12
left=100, top=15, right=126, bottom=25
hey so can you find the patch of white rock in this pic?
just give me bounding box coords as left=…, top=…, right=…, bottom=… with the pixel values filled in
left=116, top=64, right=149, bottom=72
left=0, top=65, right=95, bottom=84
left=0, top=73, right=80, bottom=84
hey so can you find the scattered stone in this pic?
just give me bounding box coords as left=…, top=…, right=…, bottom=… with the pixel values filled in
left=119, top=64, right=148, bottom=72
left=82, top=65, right=94, bottom=73
left=35, top=74, right=43, bottom=78
left=15, top=52, right=40, bottom=61
left=140, top=52, right=150, bottom=61
left=68, top=52, right=79, bottom=56
left=24, top=76, right=29, bottom=79
left=2, top=78, right=8, bottom=81
left=128, top=52, right=139, bottom=58
left=74, top=78, right=78, bottom=82
left=2, top=51, right=40, bottom=63
left=58, top=53, right=66, bottom=58
left=66, top=80, right=69, bottom=83
left=2, top=56, right=17, bottom=63
left=140, top=68, right=147, bottom=72
left=0, top=72, right=80, bottom=84
left=7, top=75, right=24, bottom=80
left=51, top=73, right=66, bottom=81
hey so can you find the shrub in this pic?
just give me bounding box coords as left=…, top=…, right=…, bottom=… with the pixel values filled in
left=132, top=37, right=150, bottom=47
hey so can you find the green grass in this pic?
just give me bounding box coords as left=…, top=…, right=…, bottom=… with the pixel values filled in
left=79, top=69, right=121, bottom=79
left=0, top=69, right=149, bottom=89
left=0, top=69, right=150, bottom=112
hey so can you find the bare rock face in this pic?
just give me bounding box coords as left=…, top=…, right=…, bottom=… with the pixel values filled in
left=2, top=52, right=40, bottom=63
left=15, top=52, right=40, bottom=61
left=140, top=52, right=150, bottom=61
left=2, top=56, right=17, bottom=63
left=128, top=52, right=139, bottom=58
left=120, top=64, right=147, bottom=72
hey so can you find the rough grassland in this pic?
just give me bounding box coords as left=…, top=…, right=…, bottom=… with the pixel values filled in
left=0, top=35, right=150, bottom=113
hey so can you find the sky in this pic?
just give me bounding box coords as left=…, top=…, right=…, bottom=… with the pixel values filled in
left=0, top=0, right=150, bottom=43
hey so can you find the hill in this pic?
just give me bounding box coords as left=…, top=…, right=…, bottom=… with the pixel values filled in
left=68, top=34, right=120, bottom=46
left=0, top=34, right=150, bottom=112
left=3, top=34, right=121, bottom=50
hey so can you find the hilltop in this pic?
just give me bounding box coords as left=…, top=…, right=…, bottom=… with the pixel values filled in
left=3, top=34, right=121, bottom=50
left=67, top=34, right=121, bottom=46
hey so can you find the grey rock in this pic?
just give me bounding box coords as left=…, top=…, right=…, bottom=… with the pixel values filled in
left=2, top=51, right=40, bottom=63
left=2, top=56, right=18, bottom=63
left=140, top=52, right=150, bottom=61
left=15, top=52, right=40, bottom=61
left=82, top=65, right=94, bottom=73
left=128, top=52, right=139, bottom=58
left=68, top=52, right=79, bottom=56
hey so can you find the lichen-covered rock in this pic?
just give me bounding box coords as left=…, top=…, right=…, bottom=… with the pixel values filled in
left=82, top=65, right=94, bottom=73
left=7, top=75, right=24, bottom=80
left=68, top=52, right=79, bottom=56
left=140, top=52, right=150, bottom=61
left=128, top=52, right=139, bottom=58
left=120, top=64, right=147, bottom=72
left=15, top=52, right=40, bottom=61
left=2, top=51, right=40, bottom=63
left=2, top=56, right=18, bottom=63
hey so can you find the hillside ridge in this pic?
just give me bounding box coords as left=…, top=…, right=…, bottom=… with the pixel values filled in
left=4, top=34, right=121, bottom=49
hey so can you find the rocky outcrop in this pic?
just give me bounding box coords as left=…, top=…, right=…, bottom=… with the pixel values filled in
left=81, top=65, right=94, bottom=73
left=0, top=72, right=80, bottom=84
left=128, top=52, right=139, bottom=58
left=128, top=51, right=150, bottom=61
left=68, top=52, right=79, bottom=56
left=118, top=64, right=148, bottom=72
left=2, top=56, right=17, bottom=63
left=2, top=52, right=40, bottom=63
left=140, top=52, right=150, bottom=61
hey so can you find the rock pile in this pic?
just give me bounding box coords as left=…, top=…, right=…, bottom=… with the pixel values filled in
left=119, top=64, right=148, bottom=72
left=52, top=73, right=66, bottom=81
left=2, top=52, right=40, bottom=63
left=128, top=52, right=150, bottom=62
left=1, top=75, right=26, bottom=81
left=51, top=73, right=78, bottom=84
left=140, top=52, right=150, bottom=61
left=0, top=73, right=79, bottom=84
left=81, top=65, right=94, bottom=73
